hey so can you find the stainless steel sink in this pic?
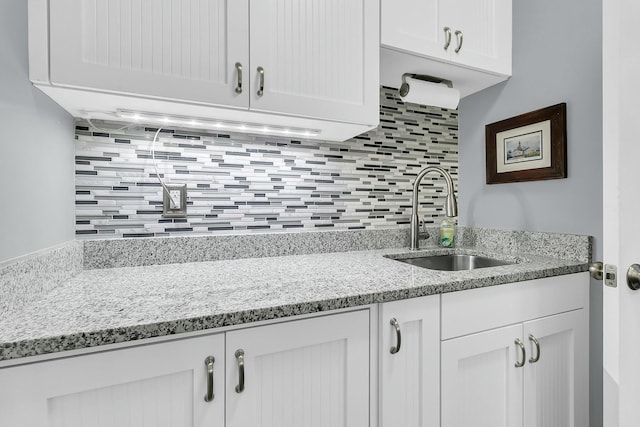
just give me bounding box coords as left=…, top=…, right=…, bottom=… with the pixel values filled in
left=389, top=254, right=514, bottom=271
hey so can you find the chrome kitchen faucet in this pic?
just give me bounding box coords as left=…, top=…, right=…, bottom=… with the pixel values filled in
left=410, top=166, right=458, bottom=250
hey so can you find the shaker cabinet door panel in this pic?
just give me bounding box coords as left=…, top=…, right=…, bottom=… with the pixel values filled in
left=0, top=334, right=225, bottom=427
left=225, top=310, right=370, bottom=427
left=49, top=0, right=249, bottom=108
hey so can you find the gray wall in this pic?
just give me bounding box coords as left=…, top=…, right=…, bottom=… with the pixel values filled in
left=0, top=0, right=74, bottom=262
left=458, top=0, right=602, bottom=425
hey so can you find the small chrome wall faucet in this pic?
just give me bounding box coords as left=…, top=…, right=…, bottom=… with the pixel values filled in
left=410, top=166, right=458, bottom=250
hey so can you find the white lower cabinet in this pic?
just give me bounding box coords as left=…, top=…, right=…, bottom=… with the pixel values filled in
left=0, top=274, right=589, bottom=427
left=379, top=295, right=440, bottom=427
left=441, top=323, right=524, bottom=427
left=523, top=310, right=588, bottom=427
left=0, top=310, right=369, bottom=427
left=225, top=310, right=370, bottom=427
left=0, top=334, right=225, bottom=427
left=440, top=274, right=589, bottom=427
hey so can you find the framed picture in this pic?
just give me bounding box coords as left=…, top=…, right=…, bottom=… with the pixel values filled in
left=485, top=103, right=567, bottom=184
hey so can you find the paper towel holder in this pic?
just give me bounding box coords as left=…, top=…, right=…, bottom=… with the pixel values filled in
left=398, top=73, right=454, bottom=97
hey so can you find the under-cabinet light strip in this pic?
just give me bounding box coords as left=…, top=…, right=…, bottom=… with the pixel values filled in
left=115, top=110, right=321, bottom=138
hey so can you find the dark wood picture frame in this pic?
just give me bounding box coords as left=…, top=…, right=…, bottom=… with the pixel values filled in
left=485, top=103, right=567, bottom=184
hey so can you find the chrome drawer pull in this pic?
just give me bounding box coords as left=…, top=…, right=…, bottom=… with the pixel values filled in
left=235, top=62, right=243, bottom=94
left=443, top=27, right=452, bottom=50
left=528, top=334, right=541, bottom=363
left=390, top=318, right=402, bottom=354
left=454, top=30, right=463, bottom=53
left=235, top=349, right=245, bottom=393
left=257, top=66, right=265, bottom=97
left=515, top=338, right=526, bottom=368
left=204, top=356, right=215, bottom=402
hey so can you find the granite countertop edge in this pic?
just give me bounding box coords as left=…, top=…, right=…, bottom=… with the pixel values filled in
left=0, top=247, right=589, bottom=362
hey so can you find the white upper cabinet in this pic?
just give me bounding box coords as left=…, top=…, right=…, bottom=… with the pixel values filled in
left=28, top=0, right=380, bottom=141
left=441, top=0, right=512, bottom=74
left=380, top=0, right=512, bottom=97
left=250, top=0, right=379, bottom=124
left=381, top=0, right=445, bottom=61
left=48, top=0, right=249, bottom=109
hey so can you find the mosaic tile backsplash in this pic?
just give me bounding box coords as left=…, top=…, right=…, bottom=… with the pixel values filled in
left=75, top=87, right=458, bottom=238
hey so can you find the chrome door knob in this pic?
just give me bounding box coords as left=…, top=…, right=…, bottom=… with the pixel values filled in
left=627, top=264, right=640, bottom=290
left=589, top=262, right=603, bottom=280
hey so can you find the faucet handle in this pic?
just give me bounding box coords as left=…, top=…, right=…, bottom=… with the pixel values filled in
left=419, top=220, right=430, bottom=240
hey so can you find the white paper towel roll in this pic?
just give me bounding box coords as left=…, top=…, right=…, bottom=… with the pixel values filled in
left=399, top=77, right=460, bottom=109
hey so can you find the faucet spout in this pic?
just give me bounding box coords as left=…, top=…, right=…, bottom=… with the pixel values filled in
left=410, top=166, right=458, bottom=250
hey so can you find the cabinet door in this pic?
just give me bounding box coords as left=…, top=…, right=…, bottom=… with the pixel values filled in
left=523, top=310, right=589, bottom=427
left=442, top=0, right=512, bottom=74
left=49, top=0, right=249, bottom=108
left=249, top=0, right=379, bottom=125
left=226, top=310, right=369, bottom=427
left=0, top=334, right=224, bottom=427
left=380, top=295, right=440, bottom=427
left=441, top=324, right=523, bottom=427
left=381, top=0, right=448, bottom=61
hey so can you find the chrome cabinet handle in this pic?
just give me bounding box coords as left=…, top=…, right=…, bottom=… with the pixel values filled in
left=204, top=356, right=215, bottom=402
left=235, top=62, right=243, bottom=94
left=389, top=318, right=402, bottom=354
left=454, top=30, right=464, bottom=53
left=443, top=27, right=452, bottom=50
left=257, top=66, right=264, bottom=97
left=528, top=334, right=541, bottom=363
left=235, top=349, right=245, bottom=393
left=514, top=338, right=526, bottom=368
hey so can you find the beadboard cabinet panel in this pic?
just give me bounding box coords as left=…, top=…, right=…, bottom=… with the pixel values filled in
left=31, top=0, right=380, bottom=140
left=379, top=295, right=440, bottom=427
left=441, top=324, right=524, bottom=427
left=249, top=0, right=379, bottom=124
left=49, top=0, right=249, bottom=107
left=523, top=310, right=589, bottom=427
left=225, top=310, right=370, bottom=427
left=382, top=0, right=511, bottom=74
left=0, top=334, right=225, bottom=427
left=441, top=274, right=589, bottom=427
left=380, top=0, right=512, bottom=97
left=442, top=0, right=512, bottom=74
left=381, top=0, right=445, bottom=61
left=47, top=370, right=193, bottom=427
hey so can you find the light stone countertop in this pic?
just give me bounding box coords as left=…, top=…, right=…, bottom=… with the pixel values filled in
left=0, top=245, right=588, bottom=362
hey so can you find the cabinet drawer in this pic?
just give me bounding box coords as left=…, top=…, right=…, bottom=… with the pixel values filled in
left=441, top=273, right=588, bottom=340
